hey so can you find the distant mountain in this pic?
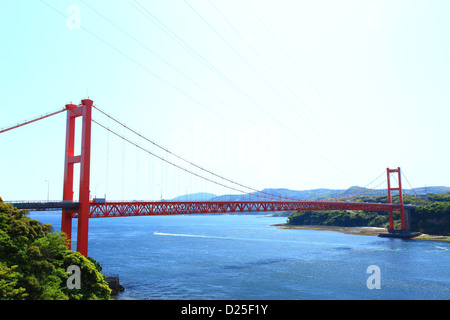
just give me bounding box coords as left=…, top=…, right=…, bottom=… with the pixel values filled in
left=171, top=192, right=217, bottom=201
left=171, top=186, right=450, bottom=202
left=210, top=188, right=349, bottom=201
left=404, top=186, right=450, bottom=195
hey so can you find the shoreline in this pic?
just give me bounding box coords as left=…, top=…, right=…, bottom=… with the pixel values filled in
left=271, top=223, right=450, bottom=242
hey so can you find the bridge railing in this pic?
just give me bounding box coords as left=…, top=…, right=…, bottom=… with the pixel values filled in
left=6, top=200, right=79, bottom=210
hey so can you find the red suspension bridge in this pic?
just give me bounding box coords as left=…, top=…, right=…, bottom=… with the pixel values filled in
left=1, top=99, right=410, bottom=257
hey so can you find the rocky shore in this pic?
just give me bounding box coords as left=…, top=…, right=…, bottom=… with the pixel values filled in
left=271, top=223, right=450, bottom=241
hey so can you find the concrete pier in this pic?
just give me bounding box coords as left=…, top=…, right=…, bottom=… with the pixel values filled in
left=378, top=206, right=421, bottom=239
left=378, top=229, right=421, bottom=239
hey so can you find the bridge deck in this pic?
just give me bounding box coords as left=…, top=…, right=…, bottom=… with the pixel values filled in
left=8, top=200, right=403, bottom=217
left=87, top=201, right=402, bottom=218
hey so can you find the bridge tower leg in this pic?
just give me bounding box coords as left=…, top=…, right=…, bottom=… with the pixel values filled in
left=386, top=167, right=405, bottom=230
left=62, top=99, right=93, bottom=257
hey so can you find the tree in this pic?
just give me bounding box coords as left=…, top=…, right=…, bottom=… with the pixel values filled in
left=0, top=199, right=111, bottom=300
left=0, top=262, right=27, bottom=300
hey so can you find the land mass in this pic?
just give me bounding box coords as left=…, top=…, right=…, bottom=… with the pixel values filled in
left=271, top=223, right=450, bottom=242
left=273, top=192, right=450, bottom=241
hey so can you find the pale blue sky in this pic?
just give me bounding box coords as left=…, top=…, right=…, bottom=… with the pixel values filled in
left=1, top=0, right=449, bottom=201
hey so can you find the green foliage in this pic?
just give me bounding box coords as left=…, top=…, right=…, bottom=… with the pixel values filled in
left=0, top=201, right=111, bottom=300
left=353, top=194, right=425, bottom=206
left=426, top=192, right=450, bottom=203
left=287, top=210, right=389, bottom=228
left=0, top=263, right=27, bottom=300
left=411, top=202, right=450, bottom=235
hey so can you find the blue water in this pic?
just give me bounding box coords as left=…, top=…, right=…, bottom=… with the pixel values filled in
left=30, top=212, right=450, bottom=300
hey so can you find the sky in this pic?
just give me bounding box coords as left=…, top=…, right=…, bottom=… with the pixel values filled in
left=1, top=0, right=449, bottom=201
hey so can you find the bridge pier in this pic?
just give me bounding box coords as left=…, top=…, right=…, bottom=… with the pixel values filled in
left=378, top=207, right=421, bottom=238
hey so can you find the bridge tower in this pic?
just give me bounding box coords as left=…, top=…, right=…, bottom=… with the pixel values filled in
left=386, top=167, right=405, bottom=230
left=62, top=99, right=93, bottom=257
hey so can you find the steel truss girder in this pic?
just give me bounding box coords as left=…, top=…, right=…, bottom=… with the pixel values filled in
left=83, top=201, right=402, bottom=218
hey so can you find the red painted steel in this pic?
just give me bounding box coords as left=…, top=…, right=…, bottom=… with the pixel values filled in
left=62, top=103, right=77, bottom=249
left=77, top=99, right=93, bottom=257
left=61, top=100, right=93, bottom=257
left=386, top=167, right=405, bottom=230
left=84, top=200, right=403, bottom=218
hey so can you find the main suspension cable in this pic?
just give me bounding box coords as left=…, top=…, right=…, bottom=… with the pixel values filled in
left=92, top=118, right=289, bottom=201
left=93, top=106, right=301, bottom=201
left=0, top=108, right=67, bottom=134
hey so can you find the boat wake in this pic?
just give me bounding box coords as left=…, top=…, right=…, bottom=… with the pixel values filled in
left=154, top=232, right=226, bottom=240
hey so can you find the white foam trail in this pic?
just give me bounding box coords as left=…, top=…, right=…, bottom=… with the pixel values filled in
left=154, top=232, right=225, bottom=240
left=153, top=232, right=270, bottom=242
left=153, top=232, right=350, bottom=247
